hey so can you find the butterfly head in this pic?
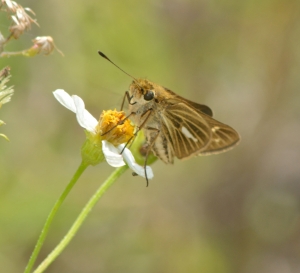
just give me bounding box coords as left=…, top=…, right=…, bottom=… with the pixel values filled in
left=129, top=79, right=157, bottom=102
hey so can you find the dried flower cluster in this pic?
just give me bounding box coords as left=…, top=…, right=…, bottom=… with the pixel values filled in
left=0, top=66, right=14, bottom=141
left=1, top=0, right=38, bottom=39
left=0, top=0, right=62, bottom=57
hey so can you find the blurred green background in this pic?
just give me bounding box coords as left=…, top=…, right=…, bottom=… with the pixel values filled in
left=1, top=0, right=300, bottom=272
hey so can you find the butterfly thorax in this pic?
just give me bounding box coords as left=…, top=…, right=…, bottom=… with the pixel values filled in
left=128, top=79, right=175, bottom=163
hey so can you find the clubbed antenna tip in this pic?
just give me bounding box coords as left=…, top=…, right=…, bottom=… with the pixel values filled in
left=97, top=50, right=139, bottom=83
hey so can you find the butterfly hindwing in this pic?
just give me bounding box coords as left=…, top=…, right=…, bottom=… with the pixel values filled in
left=199, top=114, right=240, bottom=155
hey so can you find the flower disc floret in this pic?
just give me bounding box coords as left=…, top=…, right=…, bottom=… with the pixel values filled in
left=97, top=110, right=134, bottom=146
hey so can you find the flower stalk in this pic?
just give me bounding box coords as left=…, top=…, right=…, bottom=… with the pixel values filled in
left=32, top=165, right=129, bottom=273
left=24, top=161, right=89, bottom=273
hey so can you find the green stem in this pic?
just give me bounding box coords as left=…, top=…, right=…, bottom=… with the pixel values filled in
left=33, top=165, right=128, bottom=273
left=24, top=161, right=89, bottom=273
left=0, top=50, right=27, bottom=57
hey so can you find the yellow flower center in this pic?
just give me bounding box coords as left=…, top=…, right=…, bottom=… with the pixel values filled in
left=96, top=109, right=134, bottom=146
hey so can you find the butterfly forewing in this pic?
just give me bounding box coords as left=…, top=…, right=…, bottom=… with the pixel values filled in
left=162, top=102, right=212, bottom=159
left=164, top=88, right=213, bottom=117
left=164, top=97, right=240, bottom=156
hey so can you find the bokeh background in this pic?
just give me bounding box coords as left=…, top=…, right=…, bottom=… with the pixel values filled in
left=1, top=0, right=300, bottom=272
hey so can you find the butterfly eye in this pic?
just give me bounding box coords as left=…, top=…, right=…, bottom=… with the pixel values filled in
left=144, top=91, right=154, bottom=101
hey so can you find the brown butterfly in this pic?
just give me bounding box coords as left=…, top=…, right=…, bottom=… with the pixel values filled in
left=98, top=51, right=240, bottom=184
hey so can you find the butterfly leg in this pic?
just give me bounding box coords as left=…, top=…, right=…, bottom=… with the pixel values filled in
left=121, top=91, right=136, bottom=111
left=101, top=111, right=136, bottom=137
left=102, top=91, right=138, bottom=137
left=143, top=126, right=160, bottom=187
left=127, top=108, right=158, bottom=186
left=120, top=107, right=153, bottom=153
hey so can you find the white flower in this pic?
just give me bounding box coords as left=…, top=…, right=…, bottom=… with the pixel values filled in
left=53, top=89, right=153, bottom=179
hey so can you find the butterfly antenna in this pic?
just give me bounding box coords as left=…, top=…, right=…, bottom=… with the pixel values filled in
left=98, top=51, right=139, bottom=83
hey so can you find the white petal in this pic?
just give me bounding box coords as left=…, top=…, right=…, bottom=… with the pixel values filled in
left=72, top=95, right=98, bottom=133
left=118, top=144, right=154, bottom=179
left=53, top=89, right=76, bottom=112
left=102, top=140, right=126, bottom=167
